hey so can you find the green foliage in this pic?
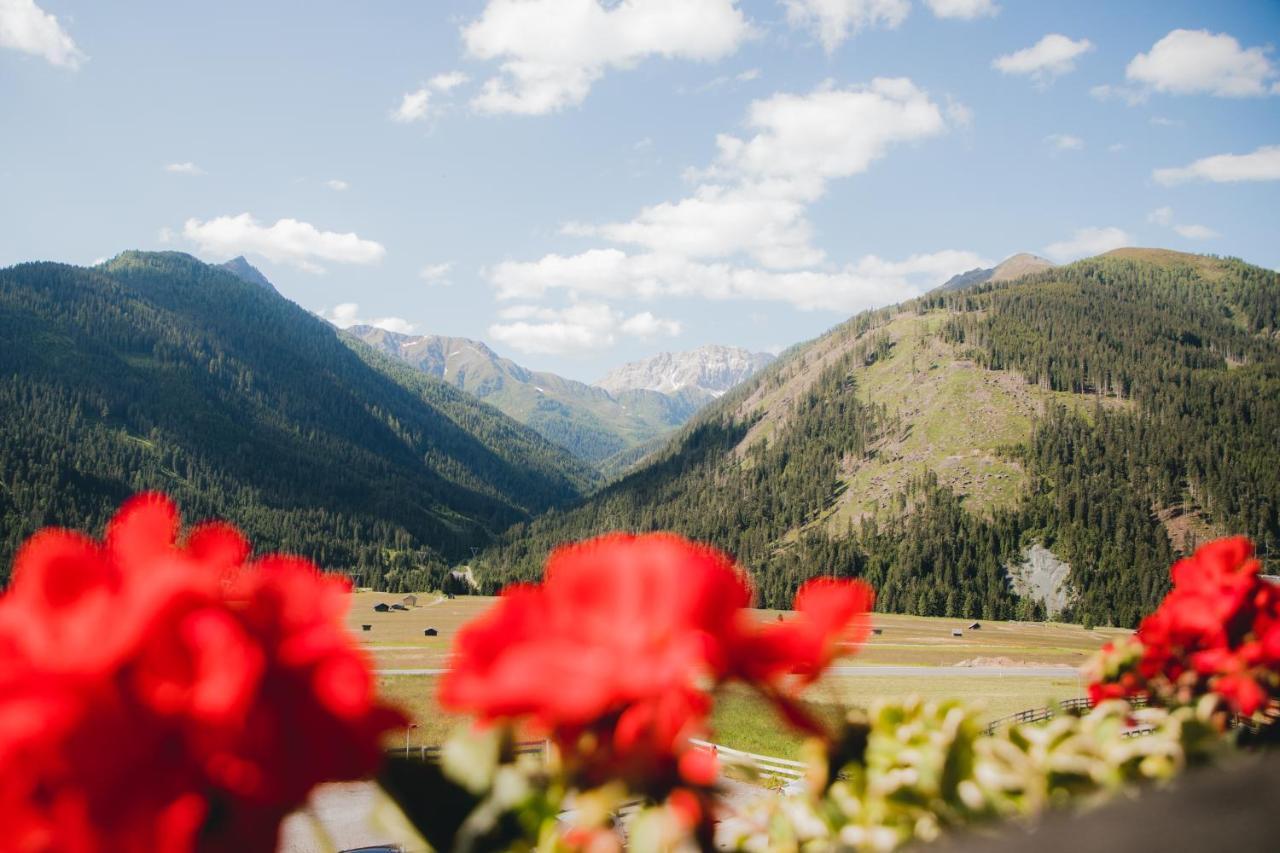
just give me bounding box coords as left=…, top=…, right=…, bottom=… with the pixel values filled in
left=731, top=697, right=1224, bottom=851
left=0, top=252, right=593, bottom=586
left=479, top=253, right=1280, bottom=627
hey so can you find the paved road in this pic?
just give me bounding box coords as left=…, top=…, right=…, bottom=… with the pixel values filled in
left=375, top=665, right=1078, bottom=678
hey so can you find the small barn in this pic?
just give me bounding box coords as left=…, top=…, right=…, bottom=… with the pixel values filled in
left=968, top=621, right=982, bottom=630
left=373, top=603, right=390, bottom=613
left=951, top=629, right=963, bottom=637
left=403, top=595, right=418, bottom=607
left=361, top=624, right=372, bottom=632
left=871, top=628, right=883, bottom=636
left=424, top=628, right=438, bottom=637
left=390, top=604, right=408, bottom=612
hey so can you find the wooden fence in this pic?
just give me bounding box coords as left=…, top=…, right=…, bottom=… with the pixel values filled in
left=386, top=739, right=549, bottom=763
left=386, top=737, right=806, bottom=783
left=688, top=738, right=806, bottom=782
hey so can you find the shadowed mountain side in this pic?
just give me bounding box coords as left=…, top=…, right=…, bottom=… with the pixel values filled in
left=0, top=251, right=594, bottom=587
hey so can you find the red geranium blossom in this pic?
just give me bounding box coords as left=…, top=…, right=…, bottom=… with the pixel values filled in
left=440, top=533, right=874, bottom=793
left=0, top=494, right=403, bottom=851
left=1087, top=536, right=1280, bottom=718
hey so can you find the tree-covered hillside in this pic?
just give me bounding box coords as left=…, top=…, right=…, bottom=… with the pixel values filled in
left=0, top=252, right=595, bottom=589
left=347, top=326, right=704, bottom=465
left=478, top=250, right=1280, bottom=627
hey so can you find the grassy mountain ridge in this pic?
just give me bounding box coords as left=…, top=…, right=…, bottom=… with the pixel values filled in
left=347, top=326, right=705, bottom=464
left=478, top=250, right=1280, bottom=627
left=0, top=251, right=593, bottom=588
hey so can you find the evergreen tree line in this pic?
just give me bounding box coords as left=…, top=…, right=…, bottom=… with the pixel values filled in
left=0, top=252, right=594, bottom=586
left=477, top=254, right=1279, bottom=627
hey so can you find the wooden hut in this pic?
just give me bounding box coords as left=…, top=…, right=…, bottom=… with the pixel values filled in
left=373, top=603, right=390, bottom=613
left=424, top=628, right=439, bottom=637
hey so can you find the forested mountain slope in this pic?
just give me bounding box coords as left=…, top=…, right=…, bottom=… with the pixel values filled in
left=0, top=251, right=595, bottom=588
left=348, top=326, right=704, bottom=465
left=478, top=249, right=1280, bottom=627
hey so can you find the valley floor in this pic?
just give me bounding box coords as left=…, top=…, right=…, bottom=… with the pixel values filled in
left=276, top=593, right=1123, bottom=850
left=350, top=592, right=1123, bottom=752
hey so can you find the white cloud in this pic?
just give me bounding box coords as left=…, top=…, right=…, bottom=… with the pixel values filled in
left=0, top=0, right=84, bottom=68
left=182, top=213, right=386, bottom=273
left=419, top=261, right=454, bottom=284
left=429, top=71, right=469, bottom=92
left=783, top=0, right=910, bottom=53
left=1153, top=145, right=1280, bottom=185
left=1089, top=83, right=1147, bottom=106
left=1044, top=133, right=1083, bottom=151
left=619, top=311, right=682, bottom=338
left=391, top=71, right=470, bottom=123
left=1149, top=116, right=1183, bottom=127
left=567, top=79, right=954, bottom=269
left=326, top=179, right=349, bottom=191
left=687, top=66, right=762, bottom=95
left=392, top=88, right=432, bottom=123
left=463, top=0, right=752, bottom=114
left=488, top=247, right=989, bottom=313
left=1043, top=226, right=1131, bottom=262
left=164, top=162, right=204, bottom=175
left=566, top=186, right=821, bottom=269
left=925, top=0, right=998, bottom=20
left=1173, top=223, right=1218, bottom=240
left=1149, top=207, right=1217, bottom=240
left=488, top=77, right=975, bottom=320
left=323, top=302, right=415, bottom=334
left=993, top=34, right=1093, bottom=84
left=488, top=301, right=681, bottom=355
left=945, top=97, right=973, bottom=127
left=1127, top=29, right=1278, bottom=98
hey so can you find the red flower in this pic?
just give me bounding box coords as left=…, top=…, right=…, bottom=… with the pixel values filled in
left=733, top=578, right=874, bottom=685
left=0, top=494, right=403, bottom=851
left=440, top=533, right=874, bottom=793
left=1088, top=536, right=1280, bottom=720
left=440, top=534, right=752, bottom=787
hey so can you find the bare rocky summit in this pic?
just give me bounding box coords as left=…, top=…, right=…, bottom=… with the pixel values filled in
left=595, top=345, right=775, bottom=399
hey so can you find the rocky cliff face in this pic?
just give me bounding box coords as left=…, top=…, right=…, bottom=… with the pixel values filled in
left=595, top=345, right=775, bottom=398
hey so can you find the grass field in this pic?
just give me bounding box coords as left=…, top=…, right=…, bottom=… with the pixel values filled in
left=349, top=593, right=1128, bottom=670
left=355, top=593, right=1116, bottom=758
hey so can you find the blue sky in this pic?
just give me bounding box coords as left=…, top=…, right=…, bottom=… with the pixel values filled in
left=2, top=1, right=1278, bottom=381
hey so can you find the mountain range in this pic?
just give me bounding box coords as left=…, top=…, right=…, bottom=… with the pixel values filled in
left=0, top=251, right=595, bottom=589
left=477, top=248, right=1280, bottom=627
left=5, top=246, right=1277, bottom=628
left=347, top=327, right=772, bottom=468
left=595, top=345, right=775, bottom=399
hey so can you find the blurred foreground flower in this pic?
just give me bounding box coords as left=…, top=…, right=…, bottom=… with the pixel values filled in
left=437, top=532, right=873, bottom=842
left=1087, top=536, right=1280, bottom=720
left=0, top=494, right=404, bottom=851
